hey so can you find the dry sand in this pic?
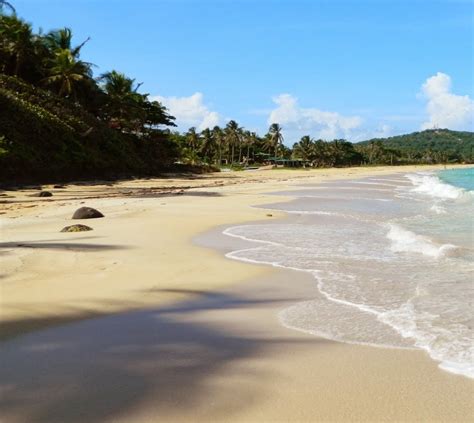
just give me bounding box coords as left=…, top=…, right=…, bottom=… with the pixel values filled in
left=1, top=165, right=473, bottom=422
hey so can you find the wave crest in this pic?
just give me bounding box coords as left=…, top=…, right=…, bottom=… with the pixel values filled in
left=406, top=173, right=467, bottom=200
left=387, top=224, right=457, bottom=258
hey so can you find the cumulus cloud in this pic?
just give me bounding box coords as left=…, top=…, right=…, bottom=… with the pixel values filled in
left=268, top=94, right=363, bottom=141
left=151, top=92, right=220, bottom=131
left=420, top=72, right=474, bottom=130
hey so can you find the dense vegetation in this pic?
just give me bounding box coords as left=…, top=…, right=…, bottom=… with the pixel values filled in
left=355, top=130, right=474, bottom=164
left=0, top=7, right=180, bottom=183
left=0, top=5, right=472, bottom=184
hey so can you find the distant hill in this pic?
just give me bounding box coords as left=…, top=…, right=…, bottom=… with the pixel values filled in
left=356, top=129, right=474, bottom=163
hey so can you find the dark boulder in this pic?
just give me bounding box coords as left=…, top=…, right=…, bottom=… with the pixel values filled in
left=61, top=224, right=93, bottom=232
left=72, top=207, right=104, bottom=219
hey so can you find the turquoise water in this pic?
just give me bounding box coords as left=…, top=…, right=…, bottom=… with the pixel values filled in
left=438, top=167, right=474, bottom=191
left=223, top=168, right=474, bottom=378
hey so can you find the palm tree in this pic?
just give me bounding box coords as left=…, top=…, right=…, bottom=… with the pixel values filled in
left=0, top=14, right=38, bottom=76
left=212, top=126, right=224, bottom=166
left=241, top=130, right=258, bottom=165
left=185, top=127, right=201, bottom=164
left=293, top=135, right=314, bottom=163
left=0, top=0, right=15, bottom=14
left=224, top=120, right=241, bottom=165
left=249, top=131, right=259, bottom=162
left=268, top=123, right=284, bottom=158
left=312, top=140, right=331, bottom=167
left=99, top=70, right=145, bottom=129
left=43, top=27, right=90, bottom=58
left=200, top=128, right=216, bottom=163
left=42, top=49, right=93, bottom=97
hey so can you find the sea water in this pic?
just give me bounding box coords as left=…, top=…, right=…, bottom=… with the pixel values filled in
left=223, top=168, right=474, bottom=378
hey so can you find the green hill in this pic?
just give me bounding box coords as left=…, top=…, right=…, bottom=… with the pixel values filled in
left=356, top=129, right=474, bottom=164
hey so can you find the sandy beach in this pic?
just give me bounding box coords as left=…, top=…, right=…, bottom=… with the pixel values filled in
left=1, top=165, right=473, bottom=422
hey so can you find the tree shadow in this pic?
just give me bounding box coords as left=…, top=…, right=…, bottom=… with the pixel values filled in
left=132, top=190, right=223, bottom=199
left=0, top=236, right=131, bottom=252
left=0, top=289, right=323, bottom=423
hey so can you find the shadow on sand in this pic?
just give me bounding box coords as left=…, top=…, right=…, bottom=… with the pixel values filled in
left=0, top=288, right=322, bottom=423
left=0, top=237, right=132, bottom=252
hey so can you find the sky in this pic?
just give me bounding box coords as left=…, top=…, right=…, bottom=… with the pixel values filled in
left=13, top=0, right=474, bottom=145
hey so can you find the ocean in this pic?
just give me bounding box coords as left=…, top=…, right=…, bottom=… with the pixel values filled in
left=223, top=167, right=474, bottom=378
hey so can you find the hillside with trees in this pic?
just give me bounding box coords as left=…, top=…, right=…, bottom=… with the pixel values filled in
left=355, top=130, right=473, bottom=164
left=0, top=9, right=179, bottom=183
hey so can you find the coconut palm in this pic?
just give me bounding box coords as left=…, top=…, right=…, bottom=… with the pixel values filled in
left=43, top=27, right=90, bottom=58
left=212, top=126, right=224, bottom=166
left=42, top=49, right=93, bottom=97
left=241, top=130, right=258, bottom=165
left=267, top=123, right=284, bottom=158
left=0, top=14, right=38, bottom=76
left=293, top=135, right=314, bottom=163
left=224, top=120, right=241, bottom=165
left=185, top=127, right=201, bottom=163
left=99, top=70, right=145, bottom=129
left=200, top=128, right=216, bottom=162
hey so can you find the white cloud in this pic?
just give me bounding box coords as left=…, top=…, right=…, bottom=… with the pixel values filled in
left=420, top=72, right=474, bottom=131
left=372, top=124, right=392, bottom=138
left=268, top=94, right=363, bottom=141
left=350, top=124, right=393, bottom=142
left=151, top=92, right=220, bottom=131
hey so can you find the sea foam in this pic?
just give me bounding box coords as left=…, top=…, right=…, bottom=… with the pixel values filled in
left=386, top=224, right=457, bottom=258
left=406, top=173, right=467, bottom=200
left=222, top=170, right=474, bottom=379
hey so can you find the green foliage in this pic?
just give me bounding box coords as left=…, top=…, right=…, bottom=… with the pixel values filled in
left=0, top=12, right=179, bottom=183
left=0, top=75, right=179, bottom=182
left=292, top=137, right=363, bottom=167
left=356, top=129, right=474, bottom=164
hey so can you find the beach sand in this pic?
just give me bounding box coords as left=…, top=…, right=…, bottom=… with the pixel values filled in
left=1, top=165, right=473, bottom=422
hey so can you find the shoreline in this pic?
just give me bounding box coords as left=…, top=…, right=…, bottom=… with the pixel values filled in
left=2, top=165, right=456, bottom=340
left=1, top=165, right=473, bottom=422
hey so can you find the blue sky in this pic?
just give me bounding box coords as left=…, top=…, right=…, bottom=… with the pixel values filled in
left=14, top=0, right=474, bottom=144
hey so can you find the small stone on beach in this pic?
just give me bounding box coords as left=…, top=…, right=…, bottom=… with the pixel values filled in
left=34, top=191, right=53, bottom=197
left=266, top=213, right=273, bottom=217
left=72, top=207, right=104, bottom=219
left=61, top=224, right=93, bottom=232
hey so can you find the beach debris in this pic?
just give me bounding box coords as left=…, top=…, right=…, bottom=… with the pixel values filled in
left=61, top=224, right=93, bottom=232
left=266, top=213, right=273, bottom=217
left=72, top=206, right=104, bottom=219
